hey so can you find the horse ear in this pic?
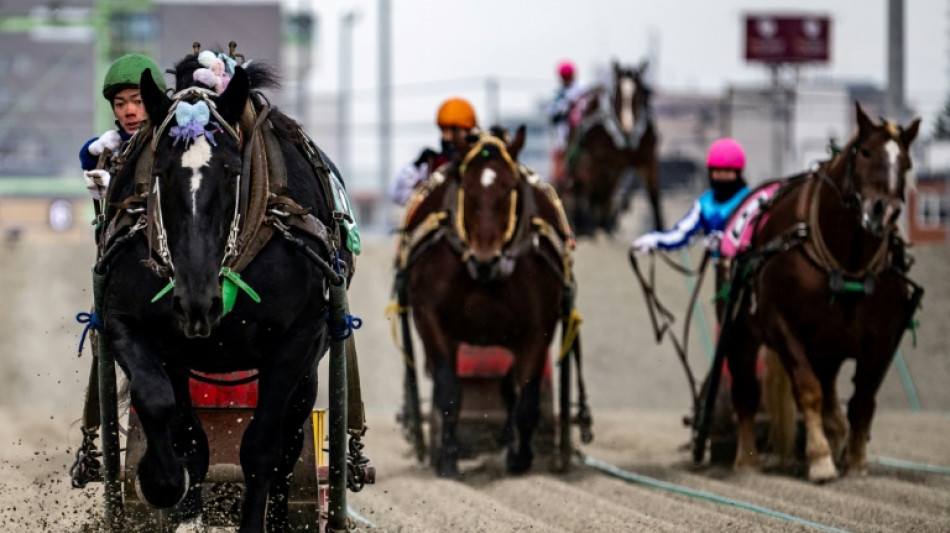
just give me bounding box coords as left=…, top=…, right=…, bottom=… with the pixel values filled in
left=215, top=67, right=249, bottom=125
left=508, top=125, right=526, bottom=162
left=637, top=59, right=649, bottom=76
left=140, top=68, right=170, bottom=126
left=612, top=59, right=621, bottom=75
left=855, top=101, right=874, bottom=137
left=902, top=117, right=921, bottom=147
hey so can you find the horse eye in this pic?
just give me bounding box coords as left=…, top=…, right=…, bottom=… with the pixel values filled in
left=860, top=148, right=871, bottom=157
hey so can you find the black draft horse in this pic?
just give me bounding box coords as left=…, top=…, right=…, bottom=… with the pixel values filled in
left=724, top=104, right=921, bottom=481
left=99, top=61, right=351, bottom=531
left=405, top=128, right=569, bottom=478
left=563, top=60, right=663, bottom=235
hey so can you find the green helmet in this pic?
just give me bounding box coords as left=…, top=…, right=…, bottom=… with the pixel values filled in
left=102, top=54, right=166, bottom=101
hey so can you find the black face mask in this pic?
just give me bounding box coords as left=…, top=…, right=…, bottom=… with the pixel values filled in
left=441, top=139, right=455, bottom=158
left=709, top=175, right=747, bottom=203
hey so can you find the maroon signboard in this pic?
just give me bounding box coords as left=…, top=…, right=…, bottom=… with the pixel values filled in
left=745, top=15, right=831, bottom=64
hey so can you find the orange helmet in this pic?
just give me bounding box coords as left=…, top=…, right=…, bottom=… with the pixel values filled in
left=436, top=97, right=478, bottom=130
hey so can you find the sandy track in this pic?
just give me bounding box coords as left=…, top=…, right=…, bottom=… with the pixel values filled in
left=1, top=198, right=949, bottom=531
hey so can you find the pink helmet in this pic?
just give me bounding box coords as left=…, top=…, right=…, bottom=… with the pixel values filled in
left=706, top=138, right=746, bottom=170
left=557, top=60, right=576, bottom=80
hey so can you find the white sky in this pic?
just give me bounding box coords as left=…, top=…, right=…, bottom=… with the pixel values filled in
left=304, top=0, right=946, bottom=128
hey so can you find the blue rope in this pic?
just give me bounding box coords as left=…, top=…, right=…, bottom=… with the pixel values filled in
left=580, top=453, right=851, bottom=533
left=75, top=311, right=103, bottom=356
left=333, top=249, right=343, bottom=276
left=329, top=313, right=363, bottom=342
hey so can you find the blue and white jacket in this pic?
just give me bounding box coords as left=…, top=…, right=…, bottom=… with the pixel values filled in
left=642, top=187, right=750, bottom=251
left=78, top=129, right=133, bottom=171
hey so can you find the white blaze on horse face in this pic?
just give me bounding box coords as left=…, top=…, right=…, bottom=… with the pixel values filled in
left=480, top=167, right=497, bottom=188
left=180, top=136, right=212, bottom=215
left=619, top=77, right=635, bottom=134
left=884, top=139, right=901, bottom=194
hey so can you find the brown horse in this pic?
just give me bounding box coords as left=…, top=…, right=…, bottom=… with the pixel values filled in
left=561, top=60, right=663, bottom=235
left=721, top=103, right=921, bottom=481
left=400, top=127, right=575, bottom=477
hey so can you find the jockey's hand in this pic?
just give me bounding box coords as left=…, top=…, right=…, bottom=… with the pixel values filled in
left=83, top=169, right=111, bottom=200
left=414, top=148, right=438, bottom=167
left=88, top=130, right=122, bottom=156
left=631, top=235, right=656, bottom=255
left=704, top=231, right=723, bottom=252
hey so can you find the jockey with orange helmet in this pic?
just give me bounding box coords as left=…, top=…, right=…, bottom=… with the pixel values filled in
left=632, top=138, right=750, bottom=254
left=391, top=97, right=479, bottom=206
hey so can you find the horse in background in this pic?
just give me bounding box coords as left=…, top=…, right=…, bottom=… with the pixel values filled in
left=722, top=103, right=921, bottom=482
left=561, top=60, right=663, bottom=236
left=402, top=126, right=573, bottom=478
left=98, top=55, right=354, bottom=531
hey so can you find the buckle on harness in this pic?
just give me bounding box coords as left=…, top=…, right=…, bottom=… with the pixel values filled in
left=333, top=211, right=353, bottom=223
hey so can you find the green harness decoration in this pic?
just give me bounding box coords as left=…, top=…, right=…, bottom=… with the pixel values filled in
left=328, top=169, right=361, bottom=256
left=150, top=267, right=261, bottom=316
left=220, top=267, right=261, bottom=315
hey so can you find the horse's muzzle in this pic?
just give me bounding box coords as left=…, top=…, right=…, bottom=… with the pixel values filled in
left=862, top=197, right=902, bottom=237
left=172, top=293, right=222, bottom=339
left=465, top=253, right=515, bottom=283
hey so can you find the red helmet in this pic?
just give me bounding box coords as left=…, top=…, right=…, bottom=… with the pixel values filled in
left=706, top=138, right=746, bottom=170
left=557, top=60, right=576, bottom=80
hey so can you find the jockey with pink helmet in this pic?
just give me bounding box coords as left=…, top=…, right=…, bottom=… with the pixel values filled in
left=549, top=60, right=587, bottom=154
left=632, top=138, right=750, bottom=255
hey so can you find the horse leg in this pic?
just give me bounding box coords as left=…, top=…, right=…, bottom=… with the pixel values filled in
left=266, top=369, right=318, bottom=532
left=431, top=350, right=462, bottom=478
left=816, top=360, right=848, bottom=465
left=166, top=372, right=209, bottom=526
left=115, top=329, right=190, bottom=508
left=507, top=373, right=541, bottom=475
left=643, top=157, right=664, bottom=231
left=845, top=344, right=892, bottom=476
left=497, top=370, right=516, bottom=448
left=726, top=324, right=763, bottom=471
left=238, top=330, right=320, bottom=533
left=772, top=315, right=837, bottom=482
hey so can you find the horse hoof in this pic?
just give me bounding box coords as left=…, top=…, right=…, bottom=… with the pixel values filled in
left=135, top=467, right=190, bottom=509
left=808, top=455, right=838, bottom=483
left=436, top=460, right=461, bottom=480
left=175, top=516, right=204, bottom=533
left=506, top=452, right=533, bottom=475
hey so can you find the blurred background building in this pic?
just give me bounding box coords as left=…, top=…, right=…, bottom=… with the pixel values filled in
left=0, top=0, right=946, bottom=241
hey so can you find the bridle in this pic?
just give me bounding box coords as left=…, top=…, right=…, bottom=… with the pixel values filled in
left=456, top=134, right=521, bottom=247
left=148, top=86, right=244, bottom=292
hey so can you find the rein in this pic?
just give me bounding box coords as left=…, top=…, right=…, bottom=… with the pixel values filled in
left=628, top=249, right=710, bottom=402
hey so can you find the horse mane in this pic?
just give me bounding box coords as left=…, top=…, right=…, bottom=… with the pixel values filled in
left=170, top=53, right=300, bottom=142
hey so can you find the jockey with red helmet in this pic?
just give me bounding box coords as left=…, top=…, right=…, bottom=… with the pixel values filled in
left=632, top=138, right=750, bottom=254
left=391, top=97, right=479, bottom=206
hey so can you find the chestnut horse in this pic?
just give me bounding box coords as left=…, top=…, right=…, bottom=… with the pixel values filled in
left=400, top=127, right=574, bottom=477
left=720, top=103, right=921, bottom=481
left=561, top=60, right=663, bottom=235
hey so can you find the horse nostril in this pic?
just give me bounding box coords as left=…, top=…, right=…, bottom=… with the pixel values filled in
left=172, top=295, right=184, bottom=317
left=873, top=200, right=885, bottom=217
left=210, top=296, right=222, bottom=316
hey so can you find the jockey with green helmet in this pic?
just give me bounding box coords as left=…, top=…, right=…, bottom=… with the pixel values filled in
left=79, top=54, right=166, bottom=198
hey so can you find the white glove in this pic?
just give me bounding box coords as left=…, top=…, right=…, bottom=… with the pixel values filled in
left=88, top=130, right=122, bottom=156
left=704, top=231, right=723, bottom=252
left=631, top=234, right=657, bottom=255
left=83, top=169, right=111, bottom=200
